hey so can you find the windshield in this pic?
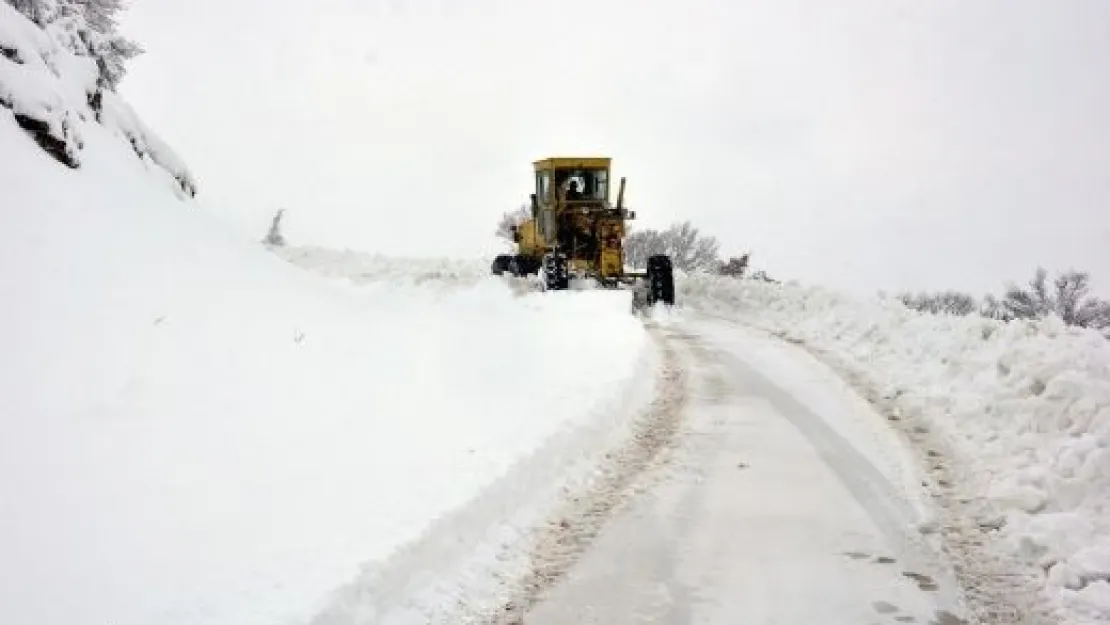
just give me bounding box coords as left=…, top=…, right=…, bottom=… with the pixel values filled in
left=554, top=168, right=608, bottom=200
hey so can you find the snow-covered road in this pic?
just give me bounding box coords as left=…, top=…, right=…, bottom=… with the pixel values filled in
left=513, top=314, right=970, bottom=625
left=6, top=4, right=1106, bottom=621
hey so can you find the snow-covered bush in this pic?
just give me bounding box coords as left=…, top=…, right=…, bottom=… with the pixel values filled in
left=1003, top=268, right=1110, bottom=333
left=894, top=269, right=1109, bottom=337
left=716, top=254, right=750, bottom=278
left=899, top=290, right=978, bottom=316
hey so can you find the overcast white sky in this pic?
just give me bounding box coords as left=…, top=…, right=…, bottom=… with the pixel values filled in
left=120, top=0, right=1110, bottom=296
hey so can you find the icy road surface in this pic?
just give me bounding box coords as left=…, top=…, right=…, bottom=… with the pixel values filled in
left=514, top=314, right=969, bottom=625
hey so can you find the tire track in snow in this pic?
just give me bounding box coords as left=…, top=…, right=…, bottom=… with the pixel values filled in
left=507, top=317, right=971, bottom=625
left=705, top=314, right=1042, bottom=625
left=823, top=357, right=1043, bottom=625
left=487, top=324, right=688, bottom=625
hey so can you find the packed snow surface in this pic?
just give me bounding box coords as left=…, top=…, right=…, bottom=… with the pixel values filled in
left=680, top=274, right=1110, bottom=624
left=526, top=316, right=963, bottom=625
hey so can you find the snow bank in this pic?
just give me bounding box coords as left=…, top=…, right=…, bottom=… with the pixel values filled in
left=0, top=17, right=649, bottom=625
left=680, top=274, right=1110, bottom=623
left=273, top=245, right=491, bottom=287
left=0, top=1, right=194, bottom=194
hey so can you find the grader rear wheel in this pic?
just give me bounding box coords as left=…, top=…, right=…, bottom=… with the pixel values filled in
left=646, top=254, right=675, bottom=305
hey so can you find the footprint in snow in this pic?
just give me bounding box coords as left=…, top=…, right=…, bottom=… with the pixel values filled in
left=902, top=571, right=939, bottom=592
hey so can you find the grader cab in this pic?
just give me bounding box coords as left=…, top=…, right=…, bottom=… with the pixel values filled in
left=492, top=157, right=675, bottom=307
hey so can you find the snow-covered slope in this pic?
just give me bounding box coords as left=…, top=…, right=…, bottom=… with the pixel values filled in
left=679, top=274, right=1110, bottom=624
left=0, top=1, right=194, bottom=194
left=0, top=7, right=649, bottom=625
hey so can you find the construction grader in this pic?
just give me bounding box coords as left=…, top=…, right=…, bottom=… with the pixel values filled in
left=491, top=157, right=675, bottom=308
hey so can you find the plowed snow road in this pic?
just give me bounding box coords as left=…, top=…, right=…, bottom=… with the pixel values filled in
left=510, top=315, right=970, bottom=625
left=310, top=312, right=974, bottom=625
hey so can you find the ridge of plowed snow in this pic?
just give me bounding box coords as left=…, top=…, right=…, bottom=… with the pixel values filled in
left=679, top=274, right=1110, bottom=624
left=273, top=245, right=491, bottom=287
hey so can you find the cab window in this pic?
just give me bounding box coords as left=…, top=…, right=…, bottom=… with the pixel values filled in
left=591, top=169, right=608, bottom=199
left=536, top=171, right=551, bottom=200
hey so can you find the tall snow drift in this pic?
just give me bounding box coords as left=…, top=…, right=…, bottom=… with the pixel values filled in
left=0, top=6, right=649, bottom=625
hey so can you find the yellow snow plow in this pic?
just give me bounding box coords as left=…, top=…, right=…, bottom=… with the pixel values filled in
left=491, top=156, right=675, bottom=307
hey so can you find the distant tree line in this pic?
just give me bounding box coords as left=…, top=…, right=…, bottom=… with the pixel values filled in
left=899, top=268, right=1110, bottom=334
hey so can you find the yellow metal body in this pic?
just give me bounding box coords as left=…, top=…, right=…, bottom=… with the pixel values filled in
left=516, top=215, right=545, bottom=256
left=513, top=156, right=631, bottom=281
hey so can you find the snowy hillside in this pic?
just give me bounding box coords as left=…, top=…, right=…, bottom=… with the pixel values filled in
left=679, top=275, right=1110, bottom=624
left=0, top=1, right=194, bottom=194
left=0, top=6, right=650, bottom=625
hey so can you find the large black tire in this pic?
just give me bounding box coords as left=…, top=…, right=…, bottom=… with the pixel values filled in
left=543, top=253, right=569, bottom=290
left=646, top=254, right=675, bottom=305
left=509, top=254, right=540, bottom=277
left=522, top=256, right=542, bottom=276
left=491, top=254, right=513, bottom=276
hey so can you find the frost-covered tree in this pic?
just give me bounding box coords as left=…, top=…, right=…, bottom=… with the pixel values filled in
left=623, top=227, right=664, bottom=269
left=76, top=0, right=144, bottom=89
left=1003, top=267, right=1052, bottom=320
left=5, top=0, right=143, bottom=89
left=91, top=31, right=144, bottom=91
left=1003, top=268, right=1110, bottom=332
left=6, top=0, right=46, bottom=24
left=980, top=294, right=1010, bottom=320
left=77, top=0, right=124, bottom=32
left=624, top=221, right=720, bottom=272
left=662, top=221, right=720, bottom=272
left=1052, top=270, right=1110, bottom=328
